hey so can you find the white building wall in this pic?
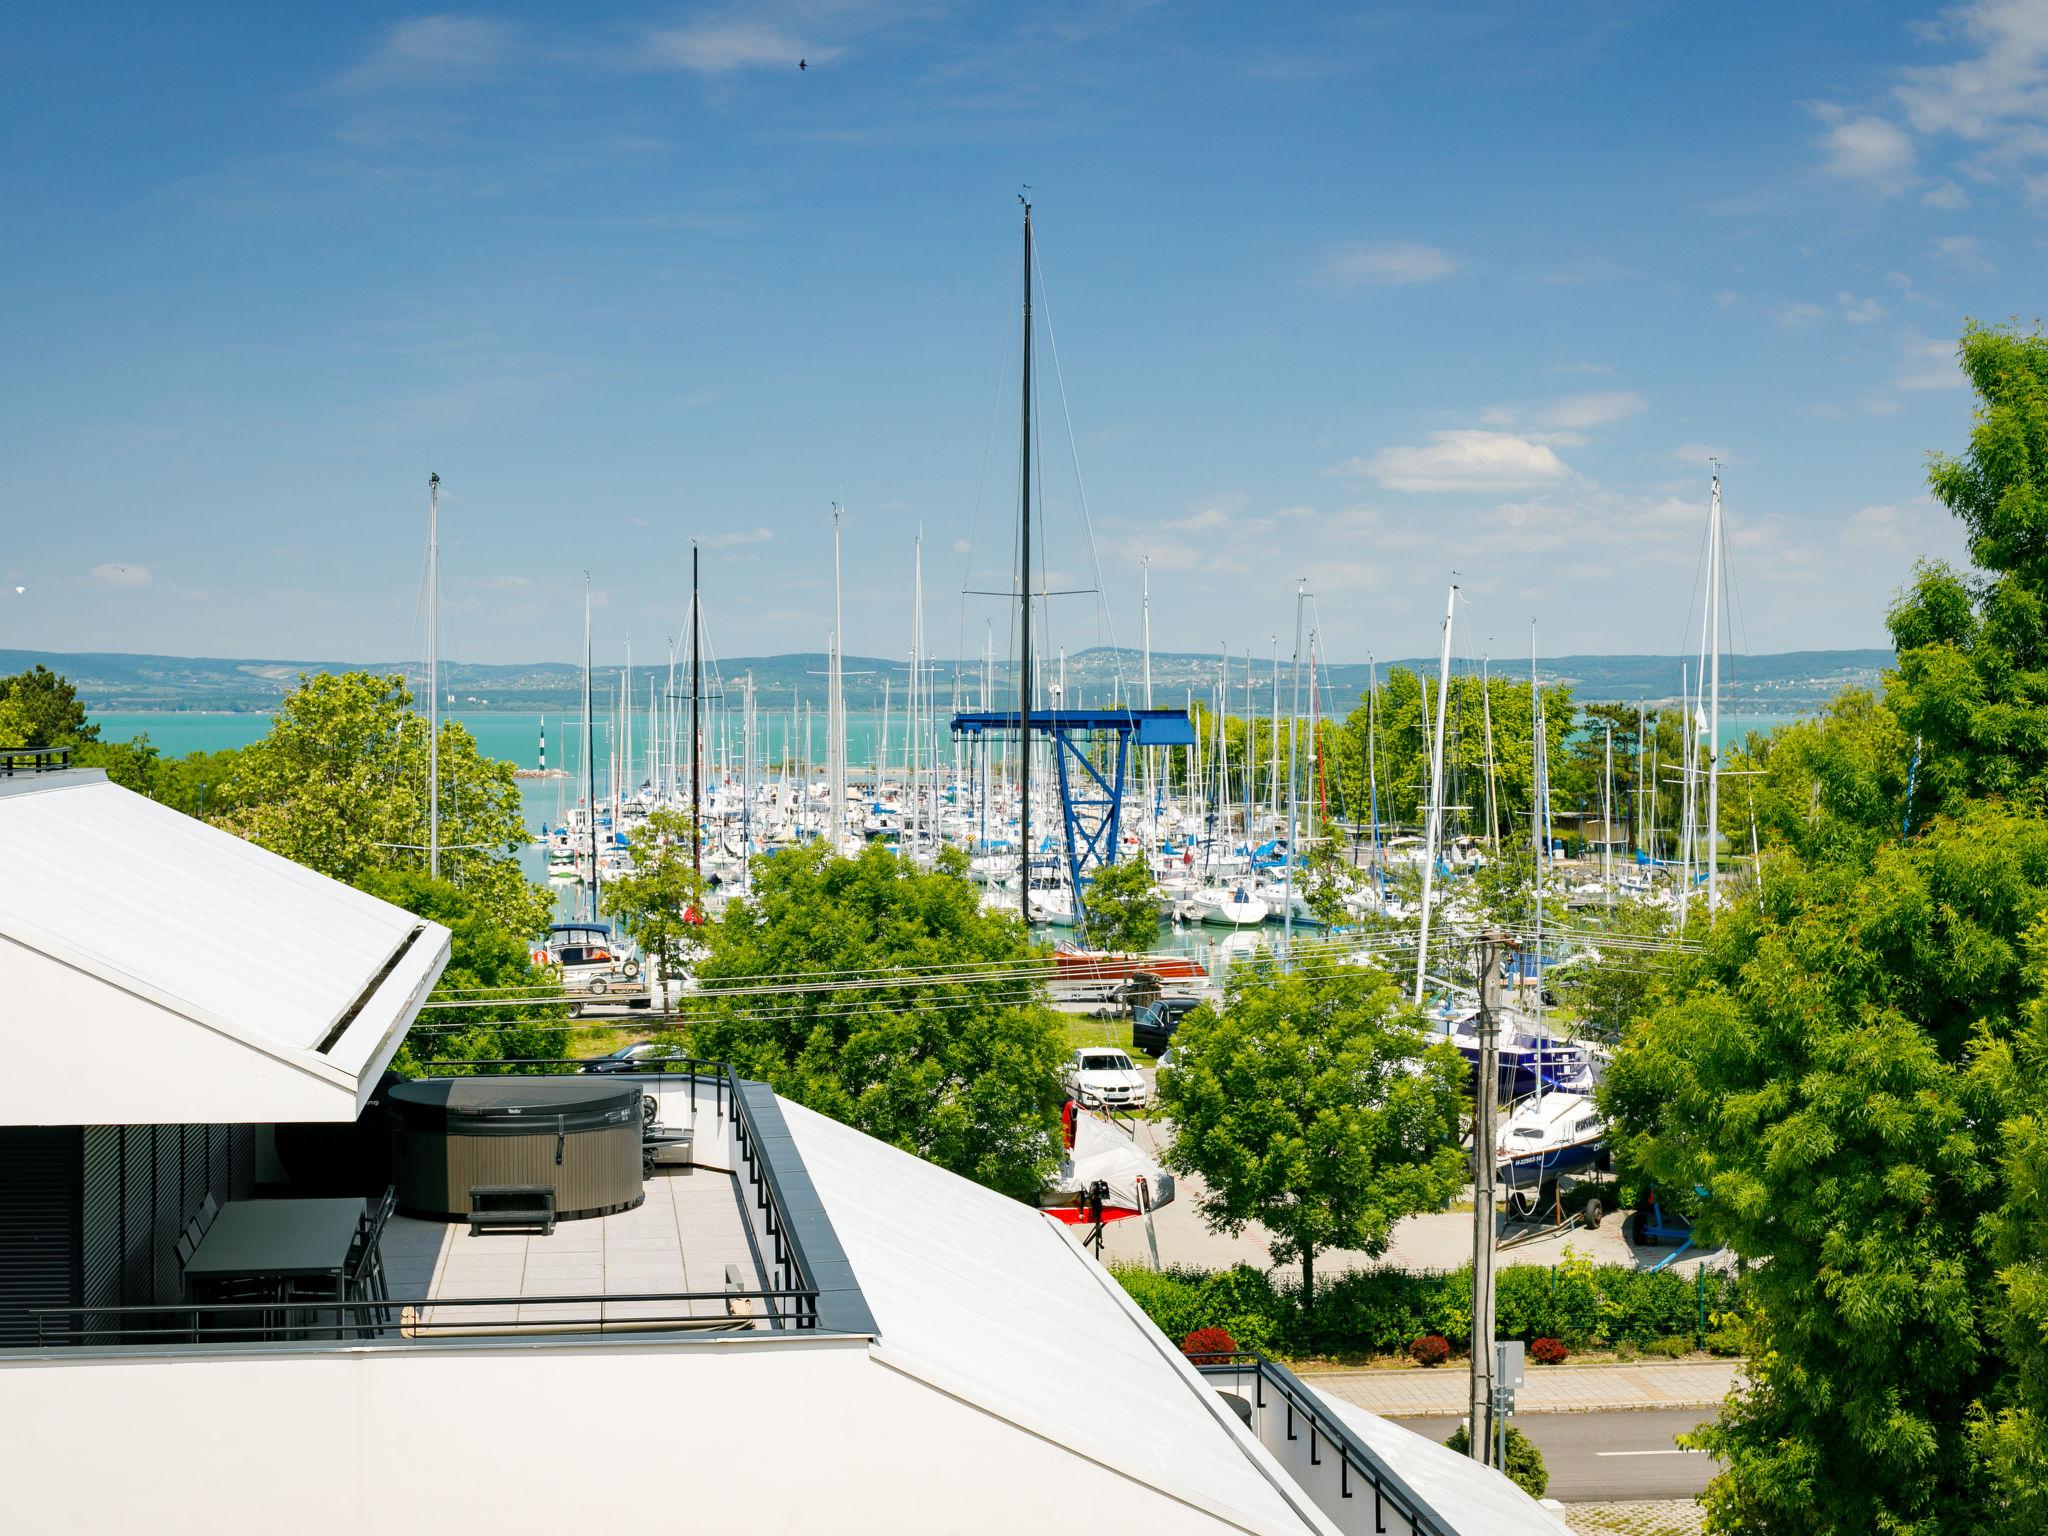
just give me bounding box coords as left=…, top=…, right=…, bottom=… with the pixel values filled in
left=0, top=1336, right=1305, bottom=1535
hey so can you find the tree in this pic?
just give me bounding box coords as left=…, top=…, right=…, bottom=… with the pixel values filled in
left=1156, top=953, right=1467, bottom=1314
left=220, top=671, right=547, bottom=939
left=362, top=871, right=570, bottom=1074
left=687, top=843, right=1068, bottom=1200
left=1887, top=324, right=2048, bottom=811
left=1444, top=1423, right=1547, bottom=1499
left=0, top=664, right=98, bottom=749
left=1602, top=808, right=2048, bottom=1535
left=603, top=807, right=707, bottom=985
left=1083, top=856, right=1161, bottom=953
left=1299, top=834, right=1351, bottom=928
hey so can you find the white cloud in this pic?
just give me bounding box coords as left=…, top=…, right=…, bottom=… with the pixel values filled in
left=1544, top=390, right=1646, bottom=430
left=1895, top=335, right=1963, bottom=390
left=702, top=527, right=774, bottom=547
left=1849, top=500, right=1950, bottom=555
left=1838, top=291, right=1886, bottom=324
left=1673, top=443, right=1733, bottom=466
left=1549, top=360, right=1614, bottom=376
left=1778, top=301, right=1828, bottom=328
left=1539, top=258, right=1625, bottom=286
left=1812, top=107, right=1917, bottom=189
left=89, top=563, right=153, bottom=588
left=1348, top=431, right=1574, bottom=494
left=1923, top=178, right=1973, bottom=208
left=336, top=15, right=514, bottom=91
left=1931, top=232, right=1995, bottom=274
left=1896, top=0, right=2048, bottom=140
left=646, top=23, right=835, bottom=74
left=1315, top=242, right=1460, bottom=286
left=1713, top=290, right=1741, bottom=310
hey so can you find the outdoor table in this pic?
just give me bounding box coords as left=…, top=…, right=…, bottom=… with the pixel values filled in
left=182, top=1198, right=365, bottom=1336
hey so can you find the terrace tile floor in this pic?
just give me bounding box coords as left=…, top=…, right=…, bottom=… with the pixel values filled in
left=377, top=1167, right=768, bottom=1333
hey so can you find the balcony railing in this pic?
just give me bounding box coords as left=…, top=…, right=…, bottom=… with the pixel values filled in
left=32, top=1287, right=817, bottom=1348
left=1196, top=1351, right=1455, bottom=1536
left=33, top=1058, right=852, bottom=1350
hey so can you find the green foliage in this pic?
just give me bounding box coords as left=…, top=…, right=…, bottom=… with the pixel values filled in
left=361, top=871, right=570, bottom=1074
left=220, top=671, right=546, bottom=939
left=1733, top=688, right=1912, bottom=861
left=603, top=807, right=707, bottom=984
left=1109, top=1260, right=1745, bottom=1359
left=1887, top=323, right=2048, bottom=813
left=0, top=664, right=97, bottom=748
left=1546, top=898, right=1681, bottom=1042
left=1300, top=835, right=1351, bottom=927
left=1082, top=855, right=1162, bottom=953
left=1156, top=953, right=1468, bottom=1311
left=1603, top=808, right=2048, bottom=1535
left=689, top=843, right=1067, bottom=1199
left=1443, top=1423, right=1548, bottom=1499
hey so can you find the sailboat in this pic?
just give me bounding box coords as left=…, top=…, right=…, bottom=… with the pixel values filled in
left=1495, top=1092, right=1608, bottom=1193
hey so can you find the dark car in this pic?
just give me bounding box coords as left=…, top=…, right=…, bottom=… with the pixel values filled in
left=579, top=1042, right=680, bottom=1074
left=1132, top=996, right=1202, bottom=1056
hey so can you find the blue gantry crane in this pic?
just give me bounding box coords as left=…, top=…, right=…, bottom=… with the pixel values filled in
left=951, top=707, right=1195, bottom=934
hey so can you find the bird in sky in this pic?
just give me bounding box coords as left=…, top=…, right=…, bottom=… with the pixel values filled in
left=799, top=58, right=807, bottom=71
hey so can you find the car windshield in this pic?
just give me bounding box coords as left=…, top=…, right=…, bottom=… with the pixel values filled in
left=1079, top=1052, right=1132, bottom=1072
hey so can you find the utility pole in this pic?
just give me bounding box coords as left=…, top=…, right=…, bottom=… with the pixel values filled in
left=1468, top=927, right=1507, bottom=1467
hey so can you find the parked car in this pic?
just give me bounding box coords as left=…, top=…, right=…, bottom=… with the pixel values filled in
left=1132, top=996, right=1202, bottom=1056
left=1065, top=1047, right=1148, bottom=1111
left=579, top=1042, right=682, bottom=1074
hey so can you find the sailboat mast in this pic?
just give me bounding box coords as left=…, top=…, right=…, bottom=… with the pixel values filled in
left=1413, top=583, right=1457, bottom=1006
left=691, top=542, right=703, bottom=878
left=1706, top=464, right=1723, bottom=912
left=1018, top=196, right=1034, bottom=921
left=1481, top=654, right=1499, bottom=854
left=583, top=577, right=598, bottom=921
left=1284, top=581, right=1305, bottom=962
left=830, top=505, right=845, bottom=850
left=426, top=471, right=440, bottom=879
left=1529, top=623, right=1544, bottom=1027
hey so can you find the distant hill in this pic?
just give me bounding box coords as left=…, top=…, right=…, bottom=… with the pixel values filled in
left=4, top=645, right=1892, bottom=717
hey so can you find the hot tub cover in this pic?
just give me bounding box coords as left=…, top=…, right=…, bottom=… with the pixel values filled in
left=388, top=1076, right=640, bottom=1135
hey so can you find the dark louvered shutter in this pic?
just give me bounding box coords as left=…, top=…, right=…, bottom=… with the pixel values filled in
left=151, top=1127, right=182, bottom=1304
left=79, top=1128, right=123, bottom=1331
left=229, top=1124, right=255, bottom=1200
left=180, top=1123, right=206, bottom=1226
left=122, top=1127, right=154, bottom=1304
left=0, top=1128, right=82, bottom=1346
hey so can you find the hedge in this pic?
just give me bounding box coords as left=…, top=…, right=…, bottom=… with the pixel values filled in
left=1110, top=1253, right=1748, bottom=1358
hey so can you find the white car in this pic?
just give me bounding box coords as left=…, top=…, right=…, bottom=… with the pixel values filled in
left=1066, top=1047, right=1148, bottom=1111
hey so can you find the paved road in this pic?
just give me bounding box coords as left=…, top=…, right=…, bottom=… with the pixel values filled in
left=1387, top=1409, right=1718, bottom=1502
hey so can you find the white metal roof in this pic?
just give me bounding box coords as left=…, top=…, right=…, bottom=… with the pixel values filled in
left=781, top=1098, right=1325, bottom=1534
left=1309, top=1391, right=1576, bottom=1536
left=0, top=771, right=448, bottom=1124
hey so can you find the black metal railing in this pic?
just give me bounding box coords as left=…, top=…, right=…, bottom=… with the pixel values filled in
left=0, top=745, right=73, bottom=776
left=31, top=1286, right=817, bottom=1348
left=32, top=1060, right=842, bottom=1350
left=1196, top=1351, right=1455, bottom=1536
left=413, top=1053, right=732, bottom=1125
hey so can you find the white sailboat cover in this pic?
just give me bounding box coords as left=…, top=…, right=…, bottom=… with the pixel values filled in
left=1062, top=1108, right=1175, bottom=1213
left=0, top=770, right=449, bottom=1125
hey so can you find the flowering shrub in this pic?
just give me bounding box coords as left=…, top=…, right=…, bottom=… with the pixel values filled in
left=1530, top=1336, right=1570, bottom=1365
left=1408, top=1333, right=1451, bottom=1367
left=1180, top=1327, right=1238, bottom=1364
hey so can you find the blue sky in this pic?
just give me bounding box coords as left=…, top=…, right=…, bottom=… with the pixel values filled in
left=2, top=1, right=2039, bottom=669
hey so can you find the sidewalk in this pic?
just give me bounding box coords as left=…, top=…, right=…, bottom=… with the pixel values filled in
left=1299, top=1359, right=1741, bottom=1416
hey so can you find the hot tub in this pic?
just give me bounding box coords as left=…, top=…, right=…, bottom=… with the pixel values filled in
left=387, top=1077, right=645, bottom=1222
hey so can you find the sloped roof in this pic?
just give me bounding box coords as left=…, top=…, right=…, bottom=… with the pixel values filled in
left=781, top=1098, right=1324, bottom=1534
left=0, top=770, right=447, bottom=1124
left=1309, top=1391, right=1575, bottom=1536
